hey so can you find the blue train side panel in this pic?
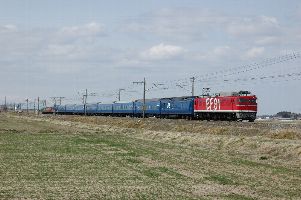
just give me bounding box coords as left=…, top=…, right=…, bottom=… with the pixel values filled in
left=134, top=99, right=161, bottom=116
left=57, top=104, right=84, bottom=114
left=86, top=104, right=98, bottom=114
left=73, top=104, right=84, bottom=114
left=160, top=97, right=195, bottom=116
left=146, top=100, right=161, bottom=115
left=113, top=102, right=134, bottom=116
left=54, top=96, right=195, bottom=118
left=134, top=101, right=142, bottom=115
left=55, top=105, right=66, bottom=113
left=96, top=104, right=113, bottom=114
left=65, top=104, right=76, bottom=114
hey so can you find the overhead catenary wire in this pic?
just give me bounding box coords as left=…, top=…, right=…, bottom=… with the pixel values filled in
left=30, top=51, right=301, bottom=106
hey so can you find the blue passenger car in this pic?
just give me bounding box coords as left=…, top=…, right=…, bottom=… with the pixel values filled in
left=134, top=99, right=161, bottom=117
left=73, top=104, right=84, bottom=114
left=86, top=103, right=98, bottom=115
left=113, top=102, right=134, bottom=116
left=160, top=97, right=195, bottom=118
left=65, top=104, right=77, bottom=114
left=53, top=96, right=195, bottom=119
left=55, top=105, right=66, bottom=114
left=95, top=103, right=113, bottom=115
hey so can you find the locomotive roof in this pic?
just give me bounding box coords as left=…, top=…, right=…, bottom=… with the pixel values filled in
left=218, top=91, right=252, bottom=97
left=199, top=91, right=254, bottom=98
left=160, top=96, right=198, bottom=100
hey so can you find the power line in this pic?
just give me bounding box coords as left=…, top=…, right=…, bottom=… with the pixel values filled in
left=81, top=89, right=97, bottom=115
left=202, top=71, right=301, bottom=88
left=198, top=51, right=301, bottom=83
left=23, top=51, right=300, bottom=107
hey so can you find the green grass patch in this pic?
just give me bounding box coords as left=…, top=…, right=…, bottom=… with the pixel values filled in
left=224, top=194, right=255, bottom=200
left=234, top=158, right=301, bottom=175
left=126, top=157, right=142, bottom=164
left=142, top=168, right=161, bottom=178
left=206, top=174, right=236, bottom=185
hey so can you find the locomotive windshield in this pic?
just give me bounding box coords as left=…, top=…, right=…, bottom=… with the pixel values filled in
left=238, top=98, right=257, bottom=103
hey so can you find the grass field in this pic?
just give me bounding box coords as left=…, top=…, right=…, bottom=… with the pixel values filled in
left=0, top=113, right=301, bottom=199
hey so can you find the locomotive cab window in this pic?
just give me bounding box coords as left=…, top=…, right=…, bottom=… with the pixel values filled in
left=238, top=98, right=257, bottom=103
left=238, top=98, right=248, bottom=103
left=249, top=99, right=257, bottom=103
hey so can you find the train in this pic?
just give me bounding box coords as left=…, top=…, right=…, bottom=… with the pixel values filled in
left=44, top=91, right=257, bottom=122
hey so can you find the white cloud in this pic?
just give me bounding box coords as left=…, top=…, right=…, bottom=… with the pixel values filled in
left=43, top=44, right=77, bottom=57
left=212, top=46, right=231, bottom=56
left=227, top=15, right=279, bottom=37
left=244, top=47, right=265, bottom=59
left=0, top=24, right=17, bottom=33
left=255, top=36, right=280, bottom=45
left=122, top=8, right=228, bottom=41
left=141, top=43, right=184, bottom=60
left=0, top=22, right=113, bottom=75
left=261, top=15, right=279, bottom=25
left=58, top=22, right=105, bottom=39
left=122, top=9, right=285, bottom=50
left=192, top=46, right=233, bottom=61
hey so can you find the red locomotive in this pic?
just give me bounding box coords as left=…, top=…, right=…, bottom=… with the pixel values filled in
left=41, top=107, right=56, bottom=114
left=194, top=91, right=257, bottom=122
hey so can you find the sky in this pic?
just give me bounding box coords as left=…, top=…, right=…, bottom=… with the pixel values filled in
left=0, top=0, right=301, bottom=114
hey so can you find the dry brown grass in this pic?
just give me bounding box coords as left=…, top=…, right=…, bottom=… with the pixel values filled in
left=1, top=113, right=301, bottom=199
left=269, top=129, right=301, bottom=140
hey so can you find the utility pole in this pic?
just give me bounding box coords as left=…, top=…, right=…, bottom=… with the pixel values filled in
left=80, top=89, right=96, bottom=116
left=190, top=77, right=195, bottom=96
left=51, top=98, right=56, bottom=107
left=59, top=97, right=63, bottom=105
left=118, top=89, right=125, bottom=101
left=50, top=97, right=65, bottom=115
left=26, top=99, right=29, bottom=114
left=133, top=77, right=146, bottom=118
left=84, top=89, right=88, bottom=116
left=34, top=99, right=36, bottom=114
left=42, top=100, right=47, bottom=108
left=37, top=97, right=40, bottom=115
left=143, top=77, right=146, bottom=118
left=4, top=96, right=7, bottom=112
left=50, top=97, right=64, bottom=116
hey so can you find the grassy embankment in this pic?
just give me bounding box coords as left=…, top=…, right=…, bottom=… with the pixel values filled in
left=0, top=113, right=300, bottom=199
